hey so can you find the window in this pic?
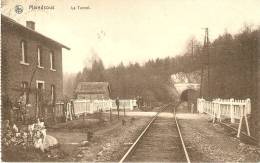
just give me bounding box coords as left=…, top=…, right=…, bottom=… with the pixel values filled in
left=50, top=51, right=56, bottom=71
left=51, top=85, right=56, bottom=105
left=37, top=47, right=43, bottom=68
left=20, top=41, right=29, bottom=65
left=21, top=81, right=29, bottom=103
left=36, top=80, right=45, bottom=89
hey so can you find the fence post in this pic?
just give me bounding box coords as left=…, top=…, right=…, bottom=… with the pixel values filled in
left=215, top=100, right=220, bottom=122
left=89, top=103, right=93, bottom=114
left=211, top=102, right=215, bottom=123
left=197, top=99, right=199, bottom=113
left=68, top=103, right=72, bottom=121
left=53, top=104, right=56, bottom=124
left=124, top=104, right=126, bottom=117
left=197, top=98, right=202, bottom=113
left=200, top=98, right=204, bottom=113
left=202, top=99, right=203, bottom=113
left=110, top=107, right=112, bottom=121
left=246, top=98, right=251, bottom=115
left=218, top=102, right=221, bottom=122
left=84, top=100, right=87, bottom=120
left=237, top=108, right=243, bottom=138
left=129, top=100, right=133, bottom=110
left=243, top=104, right=251, bottom=136
left=230, top=98, right=235, bottom=123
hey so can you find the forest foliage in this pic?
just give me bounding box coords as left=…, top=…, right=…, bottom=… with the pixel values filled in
left=64, top=26, right=259, bottom=103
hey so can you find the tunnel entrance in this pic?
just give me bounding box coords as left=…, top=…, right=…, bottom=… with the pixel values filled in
left=180, top=89, right=199, bottom=113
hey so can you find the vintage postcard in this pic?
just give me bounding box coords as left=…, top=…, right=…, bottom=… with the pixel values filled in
left=1, top=0, right=260, bottom=162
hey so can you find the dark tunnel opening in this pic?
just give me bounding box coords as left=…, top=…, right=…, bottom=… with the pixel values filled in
left=179, top=89, right=199, bottom=113
left=180, top=89, right=198, bottom=101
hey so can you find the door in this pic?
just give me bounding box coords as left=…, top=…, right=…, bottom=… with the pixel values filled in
left=36, top=81, right=44, bottom=119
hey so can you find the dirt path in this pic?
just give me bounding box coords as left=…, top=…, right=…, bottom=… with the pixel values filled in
left=48, top=116, right=150, bottom=161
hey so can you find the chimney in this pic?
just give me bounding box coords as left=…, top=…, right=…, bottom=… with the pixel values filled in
left=26, top=21, right=35, bottom=30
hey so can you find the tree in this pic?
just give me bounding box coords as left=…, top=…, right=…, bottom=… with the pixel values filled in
left=70, top=27, right=259, bottom=104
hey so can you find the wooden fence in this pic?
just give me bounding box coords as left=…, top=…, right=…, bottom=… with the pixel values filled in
left=110, top=99, right=137, bottom=110
left=73, top=99, right=137, bottom=116
left=54, top=102, right=65, bottom=118
left=197, top=98, right=251, bottom=137
left=50, top=99, right=137, bottom=122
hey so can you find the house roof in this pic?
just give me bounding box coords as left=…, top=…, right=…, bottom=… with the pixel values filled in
left=1, top=14, right=70, bottom=50
left=75, top=82, right=111, bottom=94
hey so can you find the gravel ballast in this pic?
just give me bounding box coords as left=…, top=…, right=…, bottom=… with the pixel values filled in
left=178, top=114, right=260, bottom=162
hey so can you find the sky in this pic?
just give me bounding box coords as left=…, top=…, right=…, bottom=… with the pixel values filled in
left=2, top=0, right=260, bottom=73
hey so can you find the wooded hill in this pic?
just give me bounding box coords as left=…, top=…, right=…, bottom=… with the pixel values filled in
left=64, top=26, right=259, bottom=103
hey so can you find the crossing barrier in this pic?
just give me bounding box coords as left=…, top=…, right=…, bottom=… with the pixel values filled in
left=197, top=98, right=251, bottom=137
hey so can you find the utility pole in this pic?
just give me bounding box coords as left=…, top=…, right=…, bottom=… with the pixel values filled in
left=199, top=65, right=204, bottom=97
left=200, top=28, right=211, bottom=98
left=200, top=28, right=210, bottom=98
left=203, top=28, right=210, bottom=99
left=199, top=37, right=205, bottom=98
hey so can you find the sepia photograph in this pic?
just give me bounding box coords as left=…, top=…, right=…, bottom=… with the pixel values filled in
left=1, top=0, right=260, bottom=162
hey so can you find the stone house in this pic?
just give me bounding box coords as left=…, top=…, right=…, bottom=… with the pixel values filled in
left=1, top=14, right=70, bottom=120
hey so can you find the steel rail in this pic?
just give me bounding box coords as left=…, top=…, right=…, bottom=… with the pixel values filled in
left=175, top=115, right=191, bottom=163
left=171, top=101, right=191, bottom=163
left=118, top=104, right=170, bottom=163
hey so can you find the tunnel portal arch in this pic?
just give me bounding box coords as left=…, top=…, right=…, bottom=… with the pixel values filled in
left=180, top=89, right=199, bottom=102
left=179, top=89, right=200, bottom=113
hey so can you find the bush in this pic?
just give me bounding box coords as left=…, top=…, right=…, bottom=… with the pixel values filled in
left=2, top=119, right=47, bottom=153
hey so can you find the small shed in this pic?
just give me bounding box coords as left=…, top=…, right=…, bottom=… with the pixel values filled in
left=75, top=82, right=111, bottom=100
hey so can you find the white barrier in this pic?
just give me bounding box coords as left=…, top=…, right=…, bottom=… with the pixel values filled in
left=73, top=99, right=137, bottom=116
left=197, top=98, right=251, bottom=137
left=73, top=99, right=93, bottom=115
left=110, top=99, right=137, bottom=110
left=197, top=98, right=251, bottom=120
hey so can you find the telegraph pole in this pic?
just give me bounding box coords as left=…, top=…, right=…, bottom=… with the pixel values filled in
left=199, top=64, right=204, bottom=97
left=200, top=28, right=210, bottom=98
left=203, top=28, right=210, bottom=99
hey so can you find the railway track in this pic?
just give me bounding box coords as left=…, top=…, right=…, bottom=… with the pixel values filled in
left=119, top=104, right=190, bottom=162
